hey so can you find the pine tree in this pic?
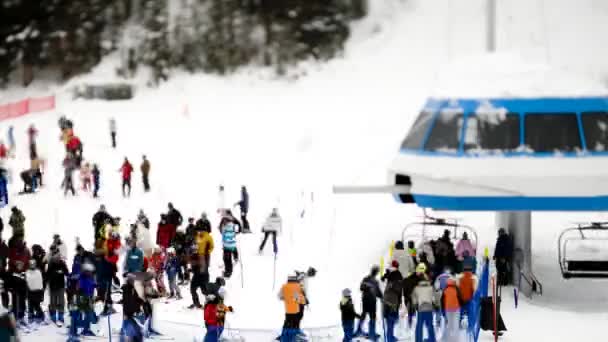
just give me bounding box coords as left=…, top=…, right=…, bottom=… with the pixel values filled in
left=139, top=0, right=170, bottom=85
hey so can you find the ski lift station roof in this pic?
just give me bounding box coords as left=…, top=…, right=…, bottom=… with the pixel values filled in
left=389, top=95, right=608, bottom=211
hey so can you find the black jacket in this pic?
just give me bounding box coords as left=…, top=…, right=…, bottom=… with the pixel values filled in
left=360, top=275, right=382, bottom=306
left=92, top=210, right=112, bottom=237
left=122, top=283, right=143, bottom=318
left=47, top=260, right=69, bottom=291
left=403, top=273, right=422, bottom=304
left=167, top=209, right=183, bottom=227
left=172, top=231, right=187, bottom=255
left=340, top=297, right=360, bottom=321
left=195, top=219, right=211, bottom=233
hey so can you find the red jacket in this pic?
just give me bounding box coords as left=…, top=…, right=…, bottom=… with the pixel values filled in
left=204, top=303, right=232, bottom=326
left=143, top=256, right=149, bottom=271
left=8, top=247, right=30, bottom=272
left=67, top=136, right=81, bottom=152
left=121, top=162, right=133, bottom=180
left=106, top=238, right=121, bottom=264
left=0, top=144, right=7, bottom=159
left=156, top=223, right=175, bottom=249
left=150, top=253, right=165, bottom=272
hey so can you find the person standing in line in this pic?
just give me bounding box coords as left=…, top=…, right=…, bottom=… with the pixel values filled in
left=109, top=118, right=117, bottom=148
left=119, top=158, right=133, bottom=197
left=141, top=155, right=151, bottom=192
left=355, top=265, right=382, bottom=340
left=340, top=288, right=360, bottom=342
left=92, top=164, right=100, bottom=198
left=412, top=264, right=437, bottom=342
left=221, top=223, right=238, bottom=278
left=234, top=186, right=250, bottom=233
left=47, top=248, right=68, bottom=326
left=259, top=208, right=281, bottom=255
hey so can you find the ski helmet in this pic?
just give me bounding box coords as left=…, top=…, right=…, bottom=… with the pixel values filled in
left=342, top=288, right=352, bottom=297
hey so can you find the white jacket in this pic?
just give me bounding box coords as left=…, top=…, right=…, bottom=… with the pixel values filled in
left=135, top=223, right=153, bottom=254
left=393, top=249, right=415, bottom=277
left=217, top=190, right=226, bottom=212
left=26, top=269, right=44, bottom=291
left=50, top=241, right=68, bottom=261
left=263, top=214, right=282, bottom=233
left=412, top=280, right=436, bottom=312
left=417, top=241, right=435, bottom=265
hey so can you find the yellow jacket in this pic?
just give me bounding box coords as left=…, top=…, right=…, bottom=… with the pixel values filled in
left=196, top=232, right=214, bottom=256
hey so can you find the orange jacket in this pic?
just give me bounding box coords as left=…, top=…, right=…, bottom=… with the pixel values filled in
left=442, top=279, right=462, bottom=312
left=279, top=281, right=305, bottom=314
left=458, top=271, right=477, bottom=303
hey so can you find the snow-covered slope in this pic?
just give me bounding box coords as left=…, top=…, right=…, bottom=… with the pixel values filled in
left=1, top=0, right=607, bottom=341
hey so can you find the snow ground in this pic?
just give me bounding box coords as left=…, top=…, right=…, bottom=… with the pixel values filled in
left=0, top=0, right=606, bottom=341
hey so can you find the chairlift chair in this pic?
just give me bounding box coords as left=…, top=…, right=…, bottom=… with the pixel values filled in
left=558, top=222, right=608, bottom=279
left=401, top=215, right=479, bottom=255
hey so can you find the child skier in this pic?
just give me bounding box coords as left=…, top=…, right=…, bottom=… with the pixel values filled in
left=78, top=262, right=98, bottom=336
left=150, top=247, right=167, bottom=296
left=203, top=291, right=233, bottom=342
left=340, top=288, right=360, bottom=342
left=25, top=260, right=44, bottom=324
left=80, top=162, right=92, bottom=191
left=164, top=247, right=181, bottom=299
left=47, top=250, right=68, bottom=326
left=221, top=223, right=238, bottom=278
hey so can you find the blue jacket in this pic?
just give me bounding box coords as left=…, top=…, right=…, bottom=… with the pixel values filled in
left=95, top=256, right=114, bottom=283
left=222, top=224, right=237, bottom=251
left=125, top=248, right=144, bottom=273
left=79, top=273, right=96, bottom=297
left=165, top=256, right=179, bottom=279
left=434, top=272, right=451, bottom=291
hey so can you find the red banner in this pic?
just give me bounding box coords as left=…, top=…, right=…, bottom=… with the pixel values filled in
left=0, top=95, right=55, bottom=121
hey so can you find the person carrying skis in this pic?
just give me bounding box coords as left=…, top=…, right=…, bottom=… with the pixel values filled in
left=259, top=208, right=281, bottom=255
left=203, top=291, right=233, bottom=342
left=355, top=265, right=383, bottom=340
left=221, top=223, right=238, bottom=278
left=25, top=260, right=44, bottom=324
left=92, top=164, right=100, bottom=198
left=340, top=288, right=361, bottom=342
left=119, top=157, right=133, bottom=197
left=150, top=247, right=167, bottom=297
left=47, top=249, right=68, bottom=326
left=109, top=118, right=117, bottom=148
left=381, top=260, right=404, bottom=342
left=412, top=263, right=436, bottom=342
left=120, top=273, right=144, bottom=342
left=141, top=155, right=150, bottom=192
left=165, top=247, right=181, bottom=299
left=278, top=273, right=306, bottom=341
left=234, top=186, right=250, bottom=233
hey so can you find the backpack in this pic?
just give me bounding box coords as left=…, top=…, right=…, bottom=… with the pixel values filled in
left=459, top=272, right=475, bottom=302
left=383, top=276, right=403, bottom=310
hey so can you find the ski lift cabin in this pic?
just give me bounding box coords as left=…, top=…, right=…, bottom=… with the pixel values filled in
left=558, top=222, right=608, bottom=279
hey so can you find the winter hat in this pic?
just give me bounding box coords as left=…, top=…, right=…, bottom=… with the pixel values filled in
left=391, top=260, right=399, bottom=268
left=370, top=265, right=380, bottom=275
left=416, top=263, right=427, bottom=274
left=342, top=288, right=352, bottom=297
left=288, top=272, right=298, bottom=281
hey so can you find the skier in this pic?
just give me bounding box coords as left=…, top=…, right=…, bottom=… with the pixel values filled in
left=166, top=202, right=183, bottom=228
left=203, top=292, right=233, bottom=342
left=19, top=169, right=36, bottom=194
left=80, top=162, right=92, bottom=191
left=195, top=212, right=211, bottom=233
left=221, top=223, right=238, bottom=278
left=7, top=126, right=15, bottom=153
left=165, top=247, right=181, bottom=299
left=412, top=263, right=436, bottom=342
left=219, top=210, right=241, bottom=233
left=47, top=250, right=68, bottom=326
left=7, top=260, right=27, bottom=328
left=124, top=239, right=144, bottom=275
left=110, top=118, right=117, bottom=148
left=150, top=247, right=167, bottom=296
left=120, top=273, right=144, bottom=342
left=441, top=278, right=463, bottom=342
left=234, top=186, right=250, bottom=233
left=120, top=158, right=134, bottom=197
left=188, top=247, right=208, bottom=309
left=456, top=262, right=478, bottom=325
left=217, top=185, right=227, bottom=215
left=494, top=228, right=513, bottom=286
left=94, top=248, right=115, bottom=316
left=0, top=142, right=7, bottom=160
left=196, top=229, right=214, bottom=272
left=8, top=207, right=25, bottom=248
left=62, top=154, right=77, bottom=196
left=434, top=265, right=452, bottom=326
left=49, top=234, right=68, bottom=261
left=25, top=260, right=44, bottom=324
left=392, top=241, right=415, bottom=278
left=92, top=205, right=112, bottom=243
left=140, top=155, right=150, bottom=192
left=156, top=215, right=173, bottom=250
left=172, top=226, right=188, bottom=284
left=340, top=288, right=360, bottom=342
left=278, top=273, right=305, bottom=341
left=92, top=163, right=100, bottom=198
left=66, top=135, right=83, bottom=166
left=259, top=208, right=281, bottom=255
left=78, top=262, right=98, bottom=336
left=381, top=261, right=403, bottom=342
left=355, top=265, right=382, bottom=340
left=27, top=125, right=37, bottom=161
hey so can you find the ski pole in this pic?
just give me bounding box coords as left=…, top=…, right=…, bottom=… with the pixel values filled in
left=272, top=253, right=277, bottom=291
left=238, top=246, right=244, bottom=289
